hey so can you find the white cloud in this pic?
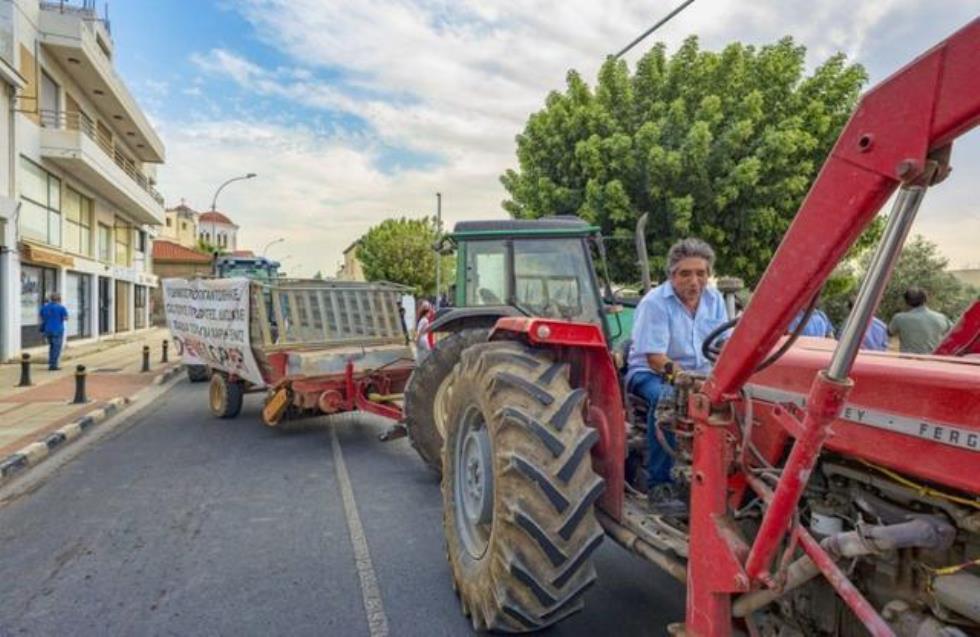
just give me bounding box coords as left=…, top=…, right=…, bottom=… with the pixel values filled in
left=156, top=1, right=980, bottom=275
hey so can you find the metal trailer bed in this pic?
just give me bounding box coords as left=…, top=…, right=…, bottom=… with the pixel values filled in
left=209, top=279, right=414, bottom=426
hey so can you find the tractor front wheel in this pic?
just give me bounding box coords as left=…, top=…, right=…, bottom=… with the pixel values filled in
left=441, top=341, right=604, bottom=632
left=209, top=373, right=244, bottom=419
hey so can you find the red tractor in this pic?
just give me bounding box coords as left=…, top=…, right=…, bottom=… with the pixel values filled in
left=436, top=20, right=980, bottom=636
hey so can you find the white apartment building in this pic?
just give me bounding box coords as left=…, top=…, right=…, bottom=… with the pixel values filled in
left=0, top=1, right=165, bottom=359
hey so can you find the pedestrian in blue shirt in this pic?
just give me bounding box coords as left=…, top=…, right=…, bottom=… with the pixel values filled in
left=626, top=238, right=728, bottom=515
left=39, top=293, right=68, bottom=370
left=862, top=316, right=889, bottom=351
left=788, top=308, right=835, bottom=337
left=844, top=298, right=888, bottom=351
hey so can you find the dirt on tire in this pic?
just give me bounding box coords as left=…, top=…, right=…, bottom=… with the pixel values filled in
left=403, top=328, right=489, bottom=475
left=441, top=341, right=604, bottom=632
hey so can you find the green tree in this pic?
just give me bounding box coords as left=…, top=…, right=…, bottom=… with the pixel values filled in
left=501, top=36, right=869, bottom=285
left=356, top=216, right=453, bottom=295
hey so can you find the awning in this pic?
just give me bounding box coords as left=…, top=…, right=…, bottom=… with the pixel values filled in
left=20, top=242, right=74, bottom=268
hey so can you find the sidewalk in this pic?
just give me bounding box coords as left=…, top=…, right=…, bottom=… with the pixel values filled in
left=0, top=327, right=179, bottom=459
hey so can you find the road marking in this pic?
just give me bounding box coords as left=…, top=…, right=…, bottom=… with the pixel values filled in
left=330, top=426, right=390, bottom=637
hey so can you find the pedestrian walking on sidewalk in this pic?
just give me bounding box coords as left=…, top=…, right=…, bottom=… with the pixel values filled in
left=39, top=293, right=68, bottom=370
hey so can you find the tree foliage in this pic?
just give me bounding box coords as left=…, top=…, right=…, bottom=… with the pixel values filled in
left=356, top=216, right=453, bottom=295
left=501, top=36, right=869, bottom=285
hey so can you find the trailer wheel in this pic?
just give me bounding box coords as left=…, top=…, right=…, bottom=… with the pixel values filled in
left=209, top=373, right=244, bottom=419
left=187, top=364, right=210, bottom=383
left=404, top=328, right=489, bottom=476
left=441, top=341, right=604, bottom=632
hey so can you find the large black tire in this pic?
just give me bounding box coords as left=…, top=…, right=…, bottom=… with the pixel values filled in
left=187, top=364, right=209, bottom=383
left=404, top=328, right=489, bottom=475
left=209, top=373, right=244, bottom=419
left=441, top=341, right=604, bottom=632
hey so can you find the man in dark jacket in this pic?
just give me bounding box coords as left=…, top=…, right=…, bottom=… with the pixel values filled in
left=40, top=293, right=69, bottom=370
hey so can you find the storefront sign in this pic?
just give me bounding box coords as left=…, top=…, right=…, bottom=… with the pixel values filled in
left=20, top=242, right=74, bottom=268
left=162, top=278, right=263, bottom=385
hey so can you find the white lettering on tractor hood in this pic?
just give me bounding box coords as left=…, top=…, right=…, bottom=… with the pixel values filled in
left=745, top=384, right=980, bottom=453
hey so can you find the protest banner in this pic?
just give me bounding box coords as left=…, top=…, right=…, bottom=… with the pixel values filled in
left=162, top=278, right=264, bottom=385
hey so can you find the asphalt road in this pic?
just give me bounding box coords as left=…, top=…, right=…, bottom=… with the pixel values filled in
left=0, top=379, right=684, bottom=636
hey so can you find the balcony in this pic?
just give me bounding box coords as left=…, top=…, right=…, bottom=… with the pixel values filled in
left=38, top=2, right=165, bottom=163
left=40, top=110, right=164, bottom=226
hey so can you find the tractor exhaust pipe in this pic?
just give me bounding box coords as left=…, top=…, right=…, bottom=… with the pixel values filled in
left=732, top=516, right=954, bottom=618
left=635, top=213, right=651, bottom=294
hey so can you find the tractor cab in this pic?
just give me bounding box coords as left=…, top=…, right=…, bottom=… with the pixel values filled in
left=436, top=217, right=631, bottom=348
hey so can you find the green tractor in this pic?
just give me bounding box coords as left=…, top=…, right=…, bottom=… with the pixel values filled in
left=403, top=217, right=637, bottom=474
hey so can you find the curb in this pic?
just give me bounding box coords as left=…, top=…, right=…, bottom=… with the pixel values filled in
left=152, top=364, right=183, bottom=386
left=0, top=365, right=184, bottom=485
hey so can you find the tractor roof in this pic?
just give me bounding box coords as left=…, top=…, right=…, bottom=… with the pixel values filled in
left=450, top=216, right=598, bottom=240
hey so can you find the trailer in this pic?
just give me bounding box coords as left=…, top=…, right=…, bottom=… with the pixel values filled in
left=162, top=277, right=413, bottom=426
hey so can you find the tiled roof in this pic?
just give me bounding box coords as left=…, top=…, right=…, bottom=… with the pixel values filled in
left=152, top=239, right=212, bottom=263
left=199, top=210, right=237, bottom=226
left=230, top=250, right=255, bottom=257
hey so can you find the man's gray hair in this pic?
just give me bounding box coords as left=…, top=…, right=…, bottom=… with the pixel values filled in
left=666, top=238, right=715, bottom=275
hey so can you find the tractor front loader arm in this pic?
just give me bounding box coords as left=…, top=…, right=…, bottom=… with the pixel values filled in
left=686, top=18, right=980, bottom=637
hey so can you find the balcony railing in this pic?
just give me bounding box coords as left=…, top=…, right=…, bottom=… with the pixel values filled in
left=39, top=109, right=163, bottom=206
left=39, top=0, right=111, bottom=34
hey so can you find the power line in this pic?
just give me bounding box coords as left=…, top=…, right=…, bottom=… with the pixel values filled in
left=613, top=0, right=698, bottom=60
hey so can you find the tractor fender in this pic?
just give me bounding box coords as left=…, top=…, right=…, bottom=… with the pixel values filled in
left=427, top=306, right=522, bottom=335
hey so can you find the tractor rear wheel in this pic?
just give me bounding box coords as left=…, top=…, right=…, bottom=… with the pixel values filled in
left=441, top=341, right=604, bottom=632
left=209, top=373, right=244, bottom=419
left=404, top=328, right=489, bottom=476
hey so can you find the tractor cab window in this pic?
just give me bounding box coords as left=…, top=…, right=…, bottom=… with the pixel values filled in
left=465, top=240, right=507, bottom=306
left=513, top=238, right=600, bottom=324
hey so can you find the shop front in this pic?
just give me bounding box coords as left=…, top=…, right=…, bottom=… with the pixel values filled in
left=114, top=279, right=130, bottom=332
left=19, top=243, right=73, bottom=348
left=134, top=284, right=147, bottom=329
left=64, top=271, right=92, bottom=340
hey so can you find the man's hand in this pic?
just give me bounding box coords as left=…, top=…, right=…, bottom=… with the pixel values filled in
left=645, top=353, right=678, bottom=375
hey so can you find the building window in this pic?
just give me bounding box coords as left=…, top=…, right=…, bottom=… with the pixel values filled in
left=114, top=220, right=131, bottom=266
left=136, top=230, right=146, bottom=253
left=181, top=221, right=186, bottom=231
left=19, top=157, right=61, bottom=246
left=63, top=186, right=93, bottom=256
left=166, top=217, right=172, bottom=227
left=40, top=69, right=60, bottom=123
left=97, top=222, right=111, bottom=262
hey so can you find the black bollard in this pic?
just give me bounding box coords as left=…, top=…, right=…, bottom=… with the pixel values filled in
left=17, top=353, right=32, bottom=387
left=72, top=365, right=87, bottom=404
left=161, top=339, right=169, bottom=363
left=141, top=345, right=151, bottom=373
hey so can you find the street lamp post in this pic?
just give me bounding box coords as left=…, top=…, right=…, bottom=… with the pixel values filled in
left=210, top=173, right=257, bottom=212
left=262, top=237, right=284, bottom=257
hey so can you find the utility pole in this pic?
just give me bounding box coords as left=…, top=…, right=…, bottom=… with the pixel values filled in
left=434, top=192, right=442, bottom=306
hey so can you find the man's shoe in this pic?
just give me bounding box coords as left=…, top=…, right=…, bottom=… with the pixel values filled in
left=648, top=483, right=688, bottom=517
left=49, top=367, right=61, bottom=371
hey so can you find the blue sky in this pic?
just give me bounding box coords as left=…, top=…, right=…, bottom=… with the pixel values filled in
left=102, top=1, right=979, bottom=276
